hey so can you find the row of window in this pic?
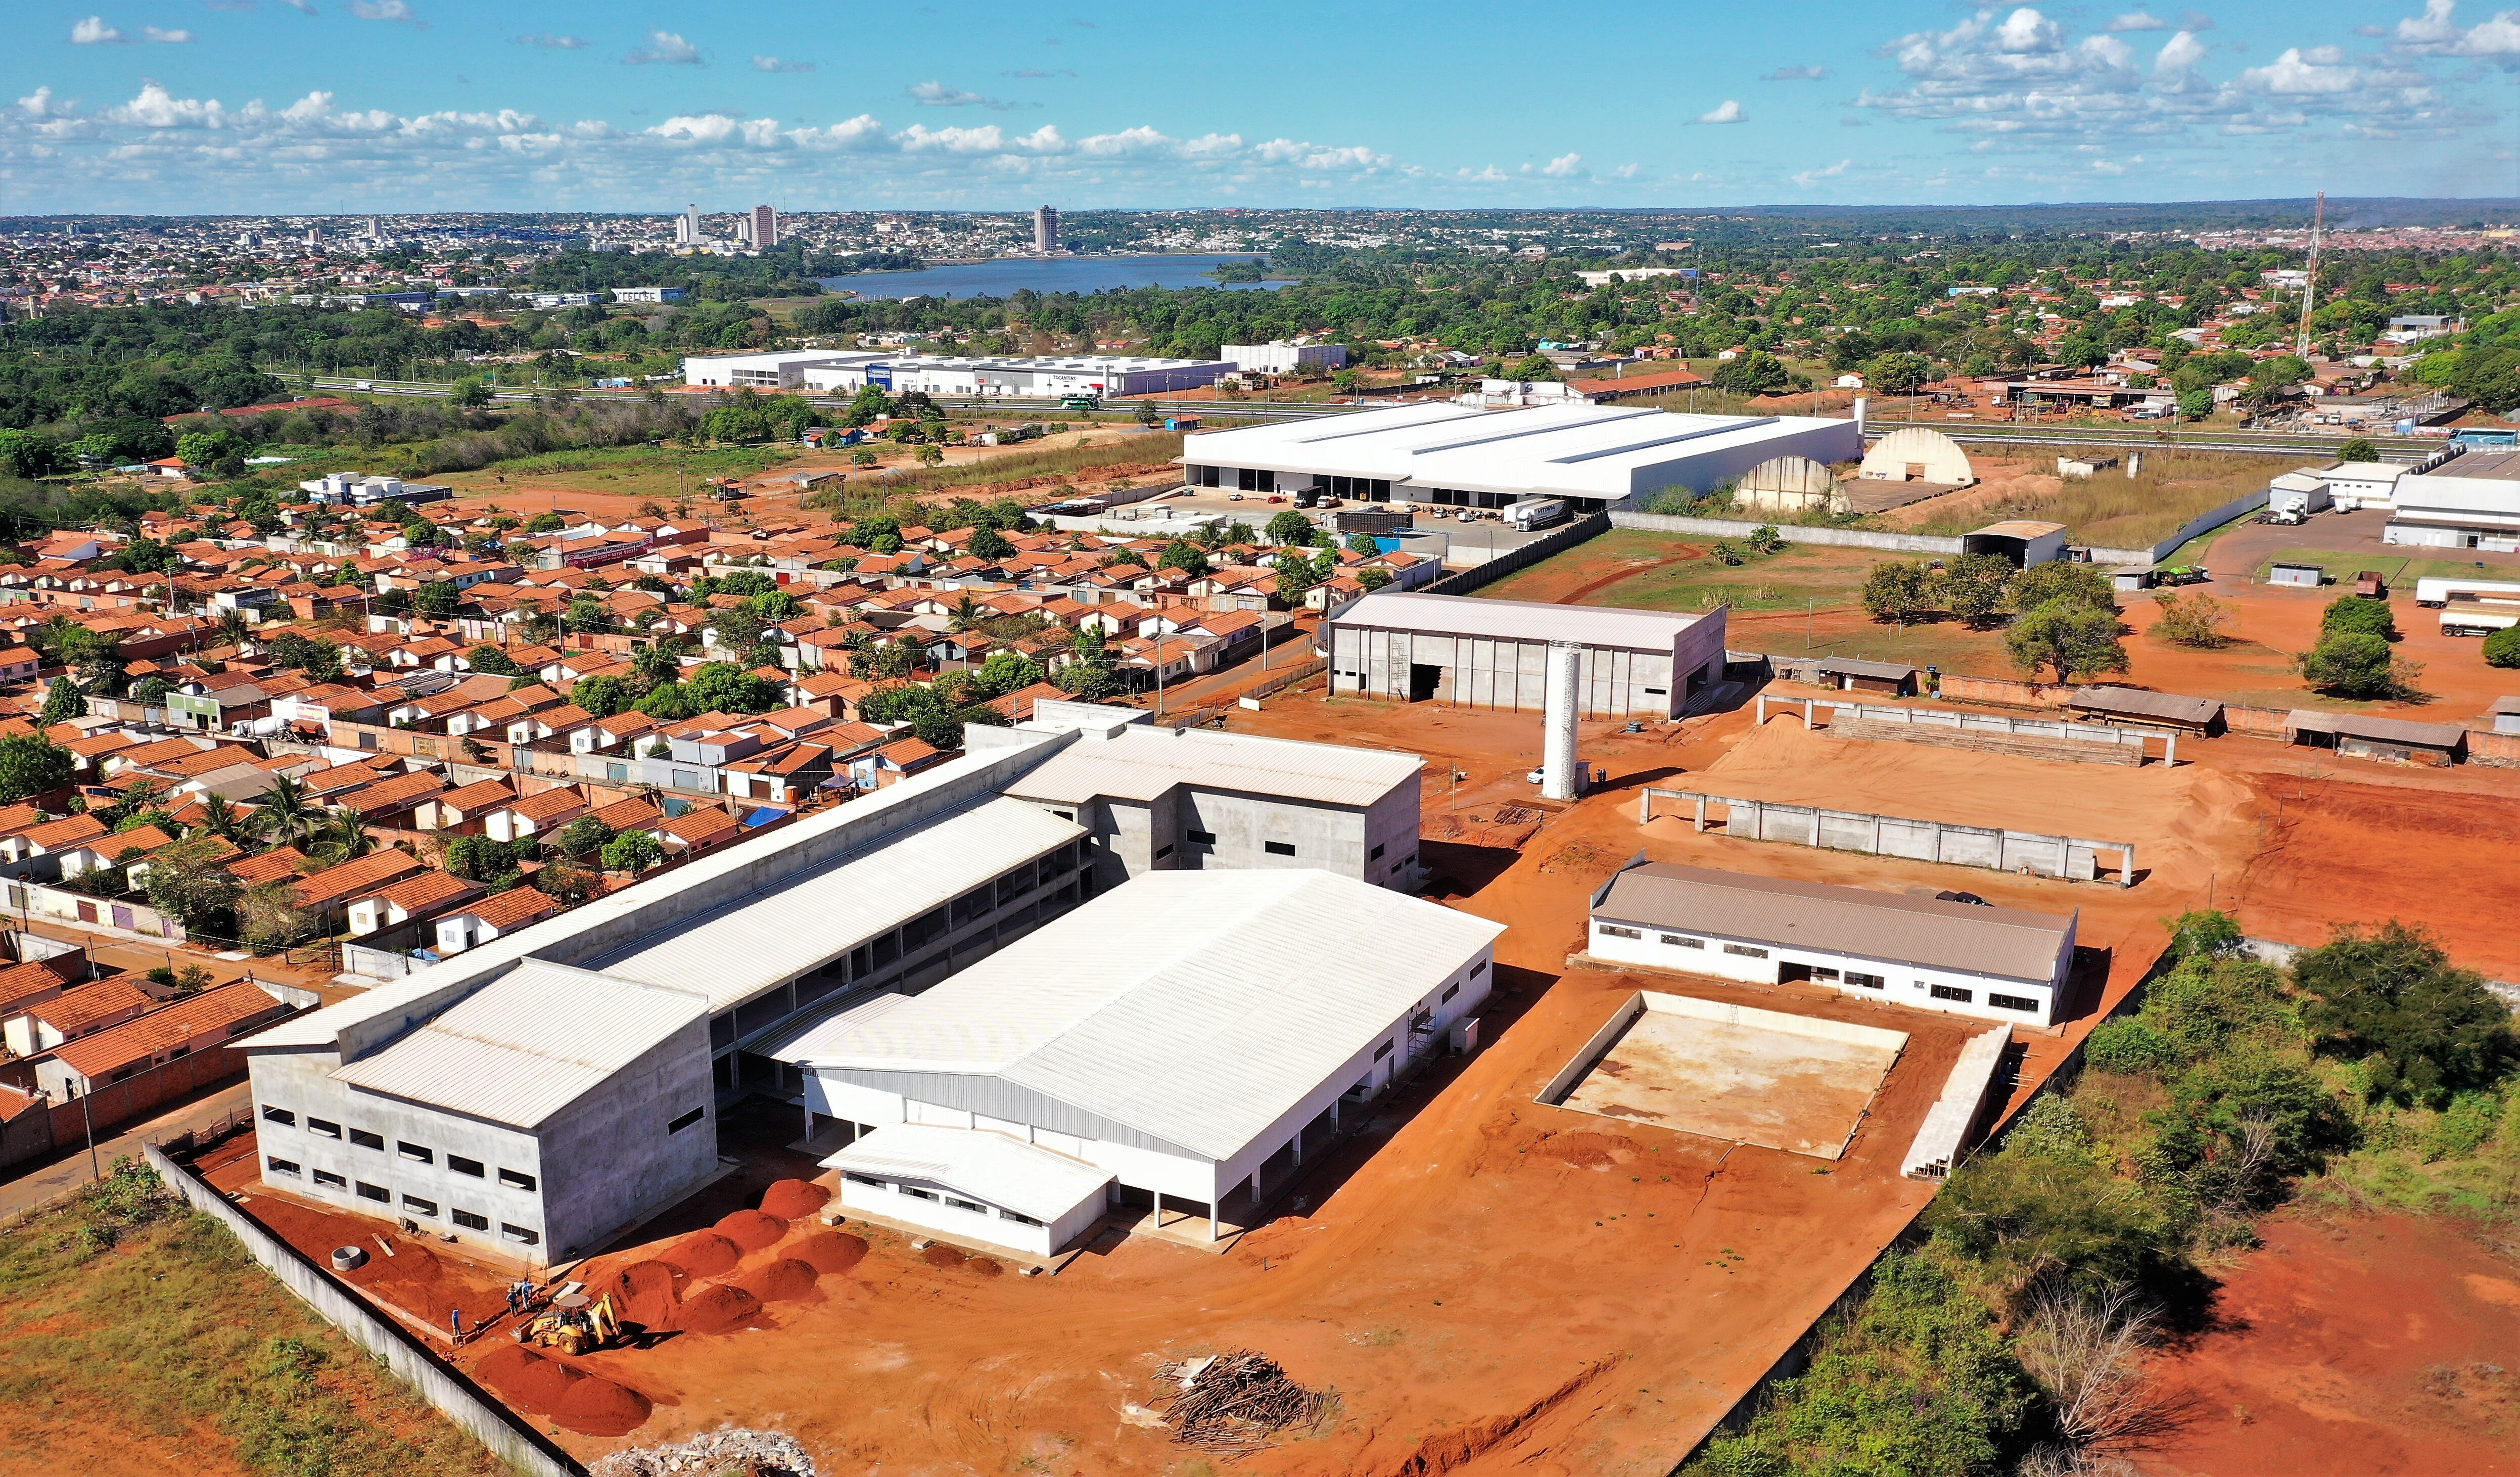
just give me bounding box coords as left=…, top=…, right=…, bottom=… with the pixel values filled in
left=844, top=1172, right=1046, bottom=1227
left=1183, top=827, right=1300, bottom=859
left=264, top=1157, right=539, bottom=1244
left=261, top=1107, right=537, bottom=1190
left=1591, top=925, right=2037, bottom=1012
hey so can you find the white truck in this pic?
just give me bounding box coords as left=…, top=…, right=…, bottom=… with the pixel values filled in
left=1504, top=497, right=1569, bottom=532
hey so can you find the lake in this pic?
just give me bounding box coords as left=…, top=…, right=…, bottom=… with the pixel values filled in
left=819, top=254, right=1289, bottom=301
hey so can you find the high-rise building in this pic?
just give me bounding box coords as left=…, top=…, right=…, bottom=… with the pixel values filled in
left=751, top=205, right=778, bottom=251
left=676, top=205, right=701, bottom=246
left=364, top=218, right=381, bottom=240
left=1034, top=205, right=1059, bottom=254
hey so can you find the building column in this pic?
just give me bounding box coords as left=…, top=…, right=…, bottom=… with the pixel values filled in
left=1152, top=1190, right=1163, bottom=1229
left=1694, top=795, right=1707, bottom=833
left=2121, top=844, right=2136, bottom=888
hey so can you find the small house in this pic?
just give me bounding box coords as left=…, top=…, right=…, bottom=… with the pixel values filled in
left=2267, top=562, right=2323, bottom=589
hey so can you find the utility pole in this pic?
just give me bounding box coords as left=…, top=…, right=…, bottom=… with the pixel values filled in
left=2295, top=190, right=2324, bottom=360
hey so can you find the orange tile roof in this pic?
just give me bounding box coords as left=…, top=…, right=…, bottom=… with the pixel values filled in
left=18, top=813, right=109, bottom=852
left=227, top=847, right=305, bottom=887
left=464, top=886, right=558, bottom=932
left=291, top=850, right=422, bottom=907
left=364, top=869, right=480, bottom=916
left=504, top=788, right=587, bottom=826
left=28, top=977, right=152, bottom=1035
left=51, top=982, right=286, bottom=1080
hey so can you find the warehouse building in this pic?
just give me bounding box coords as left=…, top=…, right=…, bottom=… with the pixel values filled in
left=804, top=354, right=1233, bottom=399
left=1223, top=341, right=1347, bottom=375
left=1326, top=591, right=1730, bottom=717
left=1000, top=712, right=1425, bottom=892
left=1586, top=862, right=2077, bottom=1027
left=680, top=350, right=887, bottom=390
left=2383, top=448, right=2520, bottom=552
left=1180, top=400, right=1859, bottom=514
left=778, top=869, right=1506, bottom=1256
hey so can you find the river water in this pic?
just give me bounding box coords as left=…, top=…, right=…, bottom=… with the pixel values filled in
left=818, top=254, right=1289, bottom=300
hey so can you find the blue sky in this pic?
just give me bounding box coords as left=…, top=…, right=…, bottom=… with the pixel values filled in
left=5, top=1, right=2517, bottom=214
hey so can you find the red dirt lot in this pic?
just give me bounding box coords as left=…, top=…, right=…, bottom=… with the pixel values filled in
left=2137, top=1212, right=2520, bottom=1477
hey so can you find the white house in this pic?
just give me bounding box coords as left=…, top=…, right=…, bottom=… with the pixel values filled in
left=1586, top=861, right=2077, bottom=1027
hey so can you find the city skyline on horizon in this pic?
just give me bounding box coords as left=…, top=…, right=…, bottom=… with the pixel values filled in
left=4, top=1, right=2518, bottom=215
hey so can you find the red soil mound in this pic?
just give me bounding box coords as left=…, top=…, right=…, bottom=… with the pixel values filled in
left=609, top=1261, right=680, bottom=1328
left=794, top=1231, right=868, bottom=1276
left=663, top=1232, right=742, bottom=1278
left=966, top=1258, right=1004, bottom=1278
left=475, top=1344, right=577, bottom=1412
left=735, top=1258, right=820, bottom=1303
left=920, top=1243, right=967, bottom=1268
left=675, top=1282, right=764, bottom=1334
left=714, top=1208, right=788, bottom=1253
left=552, top=1375, right=652, bottom=1438
left=758, top=1178, right=830, bottom=1220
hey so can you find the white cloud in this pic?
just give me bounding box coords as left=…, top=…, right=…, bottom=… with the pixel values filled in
left=143, top=25, right=193, bottom=41
left=623, top=30, right=701, bottom=65
left=2156, top=30, right=2209, bottom=75
left=513, top=33, right=586, bottom=50
left=1695, top=99, right=1745, bottom=124
left=2239, top=46, right=2357, bottom=94
left=1541, top=151, right=1582, bottom=175
left=346, top=0, right=414, bottom=19
left=907, top=80, right=1030, bottom=110
left=752, top=56, right=814, bottom=73
left=1792, top=157, right=1852, bottom=187
left=2108, top=10, right=2167, bottom=30
left=2091, top=157, right=2128, bottom=172
left=276, top=0, right=315, bottom=10
left=1005, top=68, right=1074, bottom=78
left=70, top=17, right=125, bottom=43
left=1763, top=65, right=1826, bottom=80
left=2396, top=1, right=2520, bottom=65
left=1457, top=164, right=1507, bottom=182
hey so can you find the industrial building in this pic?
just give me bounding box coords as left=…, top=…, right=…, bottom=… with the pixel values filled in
left=1180, top=400, right=1860, bottom=514
left=679, top=351, right=1232, bottom=399
left=680, top=350, right=888, bottom=391
left=1587, top=862, right=2078, bottom=1027
left=611, top=287, right=689, bottom=305
left=778, top=868, right=1506, bottom=1255
left=1000, top=709, right=1425, bottom=892
left=1326, top=590, right=1730, bottom=718
left=1223, top=342, right=1348, bottom=375
left=2383, top=448, right=2520, bottom=552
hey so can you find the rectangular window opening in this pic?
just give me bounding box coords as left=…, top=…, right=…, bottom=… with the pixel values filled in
left=349, top=1128, right=384, bottom=1151
left=668, top=1106, right=705, bottom=1134
left=1599, top=924, right=1643, bottom=940
left=1441, top=983, right=1461, bottom=1003
left=265, top=1157, right=301, bottom=1176
left=1929, top=984, right=1975, bottom=1003
left=1723, top=944, right=1769, bottom=959
left=1186, top=828, right=1217, bottom=846
left=306, top=1117, right=341, bottom=1139
left=402, top=1194, right=438, bottom=1217
left=1846, top=972, right=1885, bottom=989
left=397, top=1142, right=432, bottom=1164
left=497, top=1168, right=537, bottom=1192
left=453, top=1208, right=489, bottom=1231
left=1989, top=992, right=2039, bottom=1012
left=501, top=1223, right=540, bottom=1246
left=355, top=1181, right=390, bottom=1203
left=313, top=1169, right=346, bottom=1189
left=260, top=1106, right=295, bottom=1127
left=1660, top=934, right=1704, bottom=948
left=1263, top=841, right=1295, bottom=857
left=448, top=1155, right=484, bottom=1178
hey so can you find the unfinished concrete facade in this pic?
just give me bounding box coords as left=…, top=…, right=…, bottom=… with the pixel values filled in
left=1641, top=787, right=2136, bottom=889
left=1327, top=591, right=1730, bottom=718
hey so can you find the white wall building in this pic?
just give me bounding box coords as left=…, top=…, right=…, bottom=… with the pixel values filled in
left=1587, top=862, right=2077, bottom=1027
left=1000, top=711, right=1425, bottom=893
left=1223, top=342, right=1347, bottom=375
left=680, top=351, right=886, bottom=390
left=1327, top=590, right=1730, bottom=718
left=779, top=869, right=1505, bottom=1255
left=2383, top=448, right=2520, bottom=552
left=1181, top=400, right=1861, bottom=515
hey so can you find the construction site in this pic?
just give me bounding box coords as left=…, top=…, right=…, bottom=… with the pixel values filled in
left=87, top=500, right=2515, bottom=1477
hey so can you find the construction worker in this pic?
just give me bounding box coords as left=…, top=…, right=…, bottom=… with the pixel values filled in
left=449, top=1307, right=464, bottom=1342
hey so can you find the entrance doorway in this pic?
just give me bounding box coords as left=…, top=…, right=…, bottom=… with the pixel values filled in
left=1408, top=663, right=1443, bottom=702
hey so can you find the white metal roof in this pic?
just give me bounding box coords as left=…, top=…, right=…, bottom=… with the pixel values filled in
left=1596, top=863, right=2074, bottom=983
left=1002, top=725, right=1422, bottom=810
left=326, top=960, right=705, bottom=1130
left=783, top=870, right=1505, bottom=1163
left=576, top=797, right=1084, bottom=1011
left=824, top=1123, right=1110, bottom=1222
left=1328, top=589, right=1711, bottom=650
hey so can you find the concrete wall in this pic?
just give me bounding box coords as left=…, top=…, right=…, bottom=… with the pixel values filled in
left=1330, top=626, right=1692, bottom=717
left=536, top=1020, right=720, bottom=1261
left=149, top=1145, right=587, bottom=1477
left=835, top=1173, right=1084, bottom=1258
left=1416, top=513, right=1610, bottom=598
left=1900, top=1025, right=2011, bottom=1180
left=1586, top=914, right=2067, bottom=1027
left=1612, top=511, right=1965, bottom=556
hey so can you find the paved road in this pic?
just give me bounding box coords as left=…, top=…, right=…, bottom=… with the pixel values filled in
left=0, top=1077, right=253, bottom=1222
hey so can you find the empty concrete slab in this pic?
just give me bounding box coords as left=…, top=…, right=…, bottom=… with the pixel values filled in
left=1541, top=992, right=1906, bottom=1160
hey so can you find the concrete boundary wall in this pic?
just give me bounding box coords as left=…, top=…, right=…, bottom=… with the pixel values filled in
left=1900, top=1026, right=2012, bottom=1180
left=1419, top=512, right=1610, bottom=598
left=1761, top=695, right=2176, bottom=762
left=147, top=1143, right=586, bottom=1477
left=1641, top=787, right=2137, bottom=887
left=1611, top=511, right=1964, bottom=556
left=1537, top=989, right=1909, bottom=1107
left=1536, top=992, right=1649, bottom=1105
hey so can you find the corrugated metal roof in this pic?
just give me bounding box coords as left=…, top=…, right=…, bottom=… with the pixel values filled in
left=2284, top=709, right=2467, bottom=748
left=1817, top=657, right=1916, bottom=681
left=576, top=797, right=1084, bottom=1012
left=2066, top=686, right=2222, bottom=725
left=1002, top=726, right=1422, bottom=809
left=824, top=1123, right=1110, bottom=1222
left=1595, top=863, right=2073, bottom=983
left=1328, top=590, right=1712, bottom=650
left=788, top=870, right=1506, bottom=1162
left=327, top=960, right=705, bottom=1129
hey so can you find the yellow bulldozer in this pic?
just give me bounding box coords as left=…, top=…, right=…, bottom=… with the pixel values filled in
left=514, top=1292, right=621, bottom=1357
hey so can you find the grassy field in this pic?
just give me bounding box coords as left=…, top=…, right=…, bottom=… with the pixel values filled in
left=805, top=430, right=1186, bottom=509
left=1900, top=448, right=2274, bottom=549
left=1477, top=528, right=1882, bottom=615
left=436, top=443, right=802, bottom=501
left=2245, top=547, right=2503, bottom=587
left=0, top=1159, right=505, bottom=1477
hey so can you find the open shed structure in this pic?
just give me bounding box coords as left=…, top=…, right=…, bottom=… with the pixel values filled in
left=1962, top=521, right=2069, bottom=568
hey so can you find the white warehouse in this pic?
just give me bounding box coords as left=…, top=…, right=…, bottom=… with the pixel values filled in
left=1327, top=590, right=1730, bottom=718
left=1587, top=862, right=2076, bottom=1027
left=1181, top=400, right=1861, bottom=514
left=779, top=868, right=1505, bottom=1256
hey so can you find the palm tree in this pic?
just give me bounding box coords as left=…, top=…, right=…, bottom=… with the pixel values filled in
left=247, top=775, right=318, bottom=850
left=213, top=607, right=252, bottom=653
left=948, top=595, right=987, bottom=634
left=309, top=807, right=376, bottom=866
left=191, top=792, right=244, bottom=843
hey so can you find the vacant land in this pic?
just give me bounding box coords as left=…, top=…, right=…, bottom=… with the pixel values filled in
left=0, top=1160, right=508, bottom=1477
left=1557, top=1003, right=1903, bottom=1159
left=1889, top=446, right=2276, bottom=549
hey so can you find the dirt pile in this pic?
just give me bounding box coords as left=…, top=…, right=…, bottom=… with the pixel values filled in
left=735, top=1259, right=821, bottom=1303
left=758, top=1179, right=830, bottom=1220
left=476, top=1344, right=571, bottom=1410
left=918, top=1242, right=967, bottom=1269
left=675, top=1283, right=764, bottom=1334
left=715, top=1208, right=788, bottom=1253
left=554, top=1376, right=654, bottom=1438
left=609, top=1261, right=680, bottom=1328
left=663, top=1232, right=742, bottom=1278
left=793, top=1231, right=868, bottom=1276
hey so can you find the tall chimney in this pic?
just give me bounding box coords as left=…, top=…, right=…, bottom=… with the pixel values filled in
left=1542, top=641, right=1584, bottom=801
left=1852, top=395, right=1869, bottom=436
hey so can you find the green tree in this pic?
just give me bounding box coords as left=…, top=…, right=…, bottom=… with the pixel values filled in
left=1859, top=560, right=1934, bottom=626
left=1264, top=510, right=1318, bottom=546
left=600, top=828, right=664, bottom=874
left=2336, top=437, right=2377, bottom=463
left=412, top=581, right=461, bottom=619
left=552, top=814, right=615, bottom=858
left=2293, top=921, right=2517, bottom=1106
left=2296, top=631, right=2397, bottom=697
left=525, top=512, right=567, bottom=534
left=0, top=735, right=74, bottom=803
left=1345, top=532, right=1382, bottom=556
left=37, top=676, right=87, bottom=726
left=2007, top=561, right=2117, bottom=615
left=2150, top=590, right=2231, bottom=649
left=2319, top=593, right=2396, bottom=639
left=2485, top=624, right=2520, bottom=669
left=246, top=774, right=320, bottom=849
left=467, top=644, right=523, bottom=677
left=1710, top=350, right=1791, bottom=396
left=140, top=833, right=243, bottom=939
left=2005, top=600, right=2129, bottom=684
left=1055, top=627, right=1119, bottom=701
left=1503, top=353, right=1560, bottom=382
left=571, top=674, right=635, bottom=717
left=682, top=662, right=782, bottom=714
left=450, top=377, right=493, bottom=408
left=1158, top=540, right=1211, bottom=577
left=970, top=650, right=1047, bottom=700
left=969, top=525, right=1015, bottom=561
left=1937, top=553, right=2013, bottom=628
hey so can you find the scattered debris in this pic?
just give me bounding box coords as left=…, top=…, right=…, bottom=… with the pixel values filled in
left=588, top=1426, right=817, bottom=1477
left=1153, top=1349, right=1332, bottom=1453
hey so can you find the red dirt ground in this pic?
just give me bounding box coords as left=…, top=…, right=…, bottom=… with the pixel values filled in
left=2137, top=1212, right=2520, bottom=1477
